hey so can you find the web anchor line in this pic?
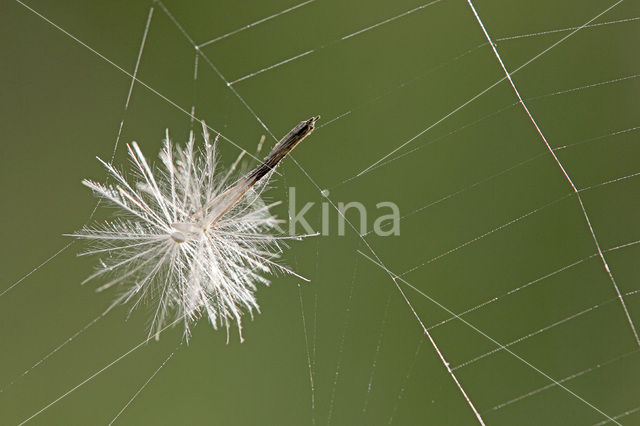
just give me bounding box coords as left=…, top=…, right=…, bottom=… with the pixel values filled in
left=465, top=0, right=639, bottom=349
left=297, top=283, right=317, bottom=426
left=354, top=0, right=626, bottom=179
left=197, top=0, right=316, bottom=48
left=107, top=343, right=181, bottom=425
left=1, top=4, right=158, bottom=395
left=16, top=317, right=185, bottom=425
left=358, top=251, right=621, bottom=425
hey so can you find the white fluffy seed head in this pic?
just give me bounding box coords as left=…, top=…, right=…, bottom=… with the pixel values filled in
left=73, top=122, right=301, bottom=342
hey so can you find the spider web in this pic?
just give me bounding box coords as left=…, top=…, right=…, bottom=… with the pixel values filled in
left=1, top=0, right=640, bottom=424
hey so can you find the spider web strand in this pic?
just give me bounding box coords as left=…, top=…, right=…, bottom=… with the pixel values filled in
left=358, top=251, right=620, bottom=425
left=465, top=0, right=640, bottom=348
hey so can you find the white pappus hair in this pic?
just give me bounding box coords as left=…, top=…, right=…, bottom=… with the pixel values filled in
left=72, top=117, right=319, bottom=342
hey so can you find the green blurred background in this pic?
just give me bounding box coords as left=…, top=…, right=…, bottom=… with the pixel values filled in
left=1, top=0, right=640, bottom=424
